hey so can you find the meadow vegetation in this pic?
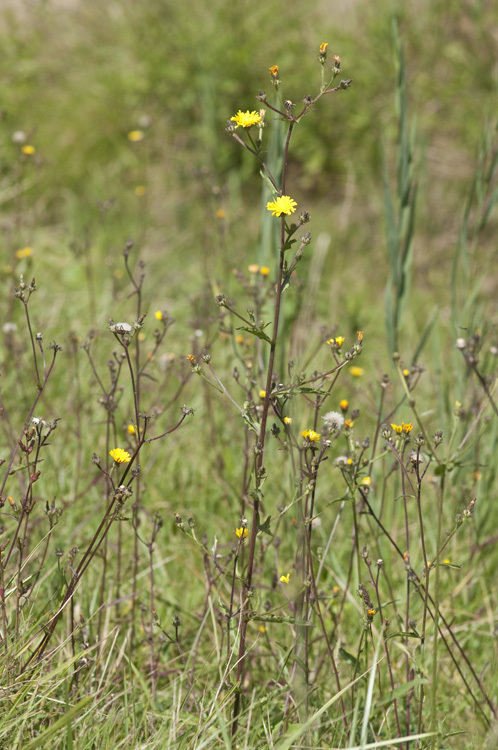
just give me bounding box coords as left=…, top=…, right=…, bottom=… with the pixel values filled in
left=1, top=0, right=497, bottom=748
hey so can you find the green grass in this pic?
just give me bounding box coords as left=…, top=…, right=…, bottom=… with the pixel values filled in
left=1, top=0, right=497, bottom=748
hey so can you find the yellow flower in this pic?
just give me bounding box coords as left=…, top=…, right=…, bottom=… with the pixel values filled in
left=349, top=366, right=364, bottom=377
left=357, top=331, right=364, bottom=342
left=319, top=42, right=328, bottom=56
left=301, top=429, right=320, bottom=442
left=266, top=195, right=298, bottom=217
left=248, top=264, right=260, bottom=273
left=235, top=335, right=244, bottom=344
left=280, top=573, right=290, bottom=583
left=259, top=625, right=266, bottom=633
left=230, top=110, right=262, bottom=129
left=362, top=476, right=371, bottom=486
left=15, top=247, right=33, bottom=259
left=283, top=416, right=292, bottom=425
left=443, top=558, right=450, bottom=565
left=127, top=130, right=144, bottom=142
left=127, top=424, right=136, bottom=435
left=216, top=209, right=226, bottom=219
left=339, top=399, right=349, bottom=411
left=259, top=390, right=266, bottom=399
left=269, top=65, right=279, bottom=78
left=154, top=310, right=163, bottom=321
left=391, top=423, right=403, bottom=434
left=335, top=336, right=345, bottom=347
left=402, top=422, right=413, bottom=434
left=344, top=419, right=354, bottom=429
left=367, top=607, right=376, bottom=617
left=402, top=368, right=410, bottom=377
left=109, top=448, right=131, bottom=463
left=135, top=185, right=146, bottom=196
left=260, top=266, right=270, bottom=276
left=235, top=527, right=248, bottom=539
left=21, top=144, right=35, bottom=155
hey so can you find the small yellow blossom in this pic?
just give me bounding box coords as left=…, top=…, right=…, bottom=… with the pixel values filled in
left=248, top=264, right=260, bottom=273
left=339, top=399, right=349, bottom=411
left=260, top=266, right=270, bottom=276
left=21, top=144, right=35, bottom=155
left=135, top=185, right=146, bottom=196
left=154, top=310, right=163, bottom=321
left=187, top=354, right=196, bottom=363
left=473, top=471, right=482, bottom=481
left=391, top=423, right=403, bottom=434
left=269, top=65, right=279, bottom=78
left=259, top=625, right=266, bottom=633
left=349, top=366, right=364, bottom=377
left=235, top=527, right=249, bottom=539
left=230, top=110, right=262, bottom=129
left=402, top=422, right=413, bottom=434
left=403, top=368, right=410, bottom=377
left=280, top=573, right=290, bottom=583
left=345, top=419, right=355, bottom=429
left=335, top=336, right=345, bottom=347
left=443, top=558, right=450, bottom=565
left=216, top=209, right=226, bottom=219
left=259, top=390, right=266, bottom=399
left=283, top=416, right=292, bottom=425
left=235, top=335, right=244, bottom=344
left=367, top=607, right=376, bottom=617
left=347, top=458, right=353, bottom=465
left=109, top=448, right=131, bottom=463
left=8, top=496, right=15, bottom=505
left=266, top=195, right=297, bottom=217
left=127, top=424, right=136, bottom=435
left=427, top=560, right=432, bottom=568
left=15, top=247, right=33, bottom=259
left=301, top=429, right=320, bottom=442
left=362, top=476, right=371, bottom=486
left=357, top=331, right=364, bottom=342
left=127, top=130, right=144, bottom=142
left=319, top=42, right=328, bottom=56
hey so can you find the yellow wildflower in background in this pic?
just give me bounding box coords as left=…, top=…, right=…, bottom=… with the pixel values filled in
left=21, top=145, right=35, bottom=155
left=339, top=399, right=349, bottom=411
left=301, top=429, right=320, bottom=442
left=248, top=264, right=260, bottom=273
left=259, top=390, right=266, bottom=399
left=216, top=209, right=226, bottom=219
left=235, top=335, right=244, bottom=344
left=319, top=42, right=328, bottom=56
left=269, top=65, right=279, bottom=78
left=260, top=266, right=270, bottom=276
left=127, top=130, right=144, bottom=142
left=135, top=185, right=146, bottom=196
left=154, top=310, right=163, bottom=321
left=235, top=527, right=248, bottom=539
left=344, top=419, right=354, bottom=429
left=230, top=110, right=262, bottom=129
left=266, top=195, right=297, bottom=217
left=391, top=423, right=403, bottom=434
left=15, top=247, right=33, bottom=259
left=280, top=573, right=290, bottom=583
left=349, top=366, right=364, bottom=377
left=362, top=477, right=371, bottom=486
left=284, top=417, right=292, bottom=425
left=127, top=425, right=136, bottom=435
left=109, top=448, right=131, bottom=463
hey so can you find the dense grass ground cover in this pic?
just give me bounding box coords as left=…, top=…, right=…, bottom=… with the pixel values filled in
left=1, top=1, right=497, bottom=748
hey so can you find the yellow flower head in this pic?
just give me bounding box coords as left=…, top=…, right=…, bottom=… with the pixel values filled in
left=402, top=422, right=413, bottom=434
left=339, top=399, right=349, bottom=411
left=259, top=389, right=266, bottom=399
left=349, top=366, right=364, bottom=377
left=216, top=208, right=226, bottom=219
left=127, top=424, right=136, bottom=435
left=135, top=185, right=146, bottom=196
left=109, top=448, right=131, bottom=463
left=280, top=573, right=290, bottom=583
left=357, top=331, right=364, bottom=342
left=344, top=419, right=354, bottom=429
left=235, top=527, right=249, bottom=539
left=403, top=368, right=410, bottom=377
left=269, top=65, right=279, bottom=78
left=301, top=429, right=320, bottom=442
left=248, top=264, right=260, bottom=273
left=127, top=130, right=144, bottom=142
left=362, top=476, right=371, bottom=486
left=15, top=247, right=33, bottom=259
left=335, top=336, right=345, bottom=347
left=391, top=423, right=403, bottom=434
left=260, top=266, right=270, bottom=276
left=230, top=110, right=262, bottom=129
left=266, top=195, right=297, bottom=217
left=154, top=310, right=163, bottom=321
left=443, top=558, right=450, bottom=565
left=259, top=625, right=266, bottom=633
left=235, top=334, right=244, bottom=344
left=319, top=42, right=328, bottom=56
left=283, top=416, right=292, bottom=425
left=21, top=144, right=35, bottom=155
